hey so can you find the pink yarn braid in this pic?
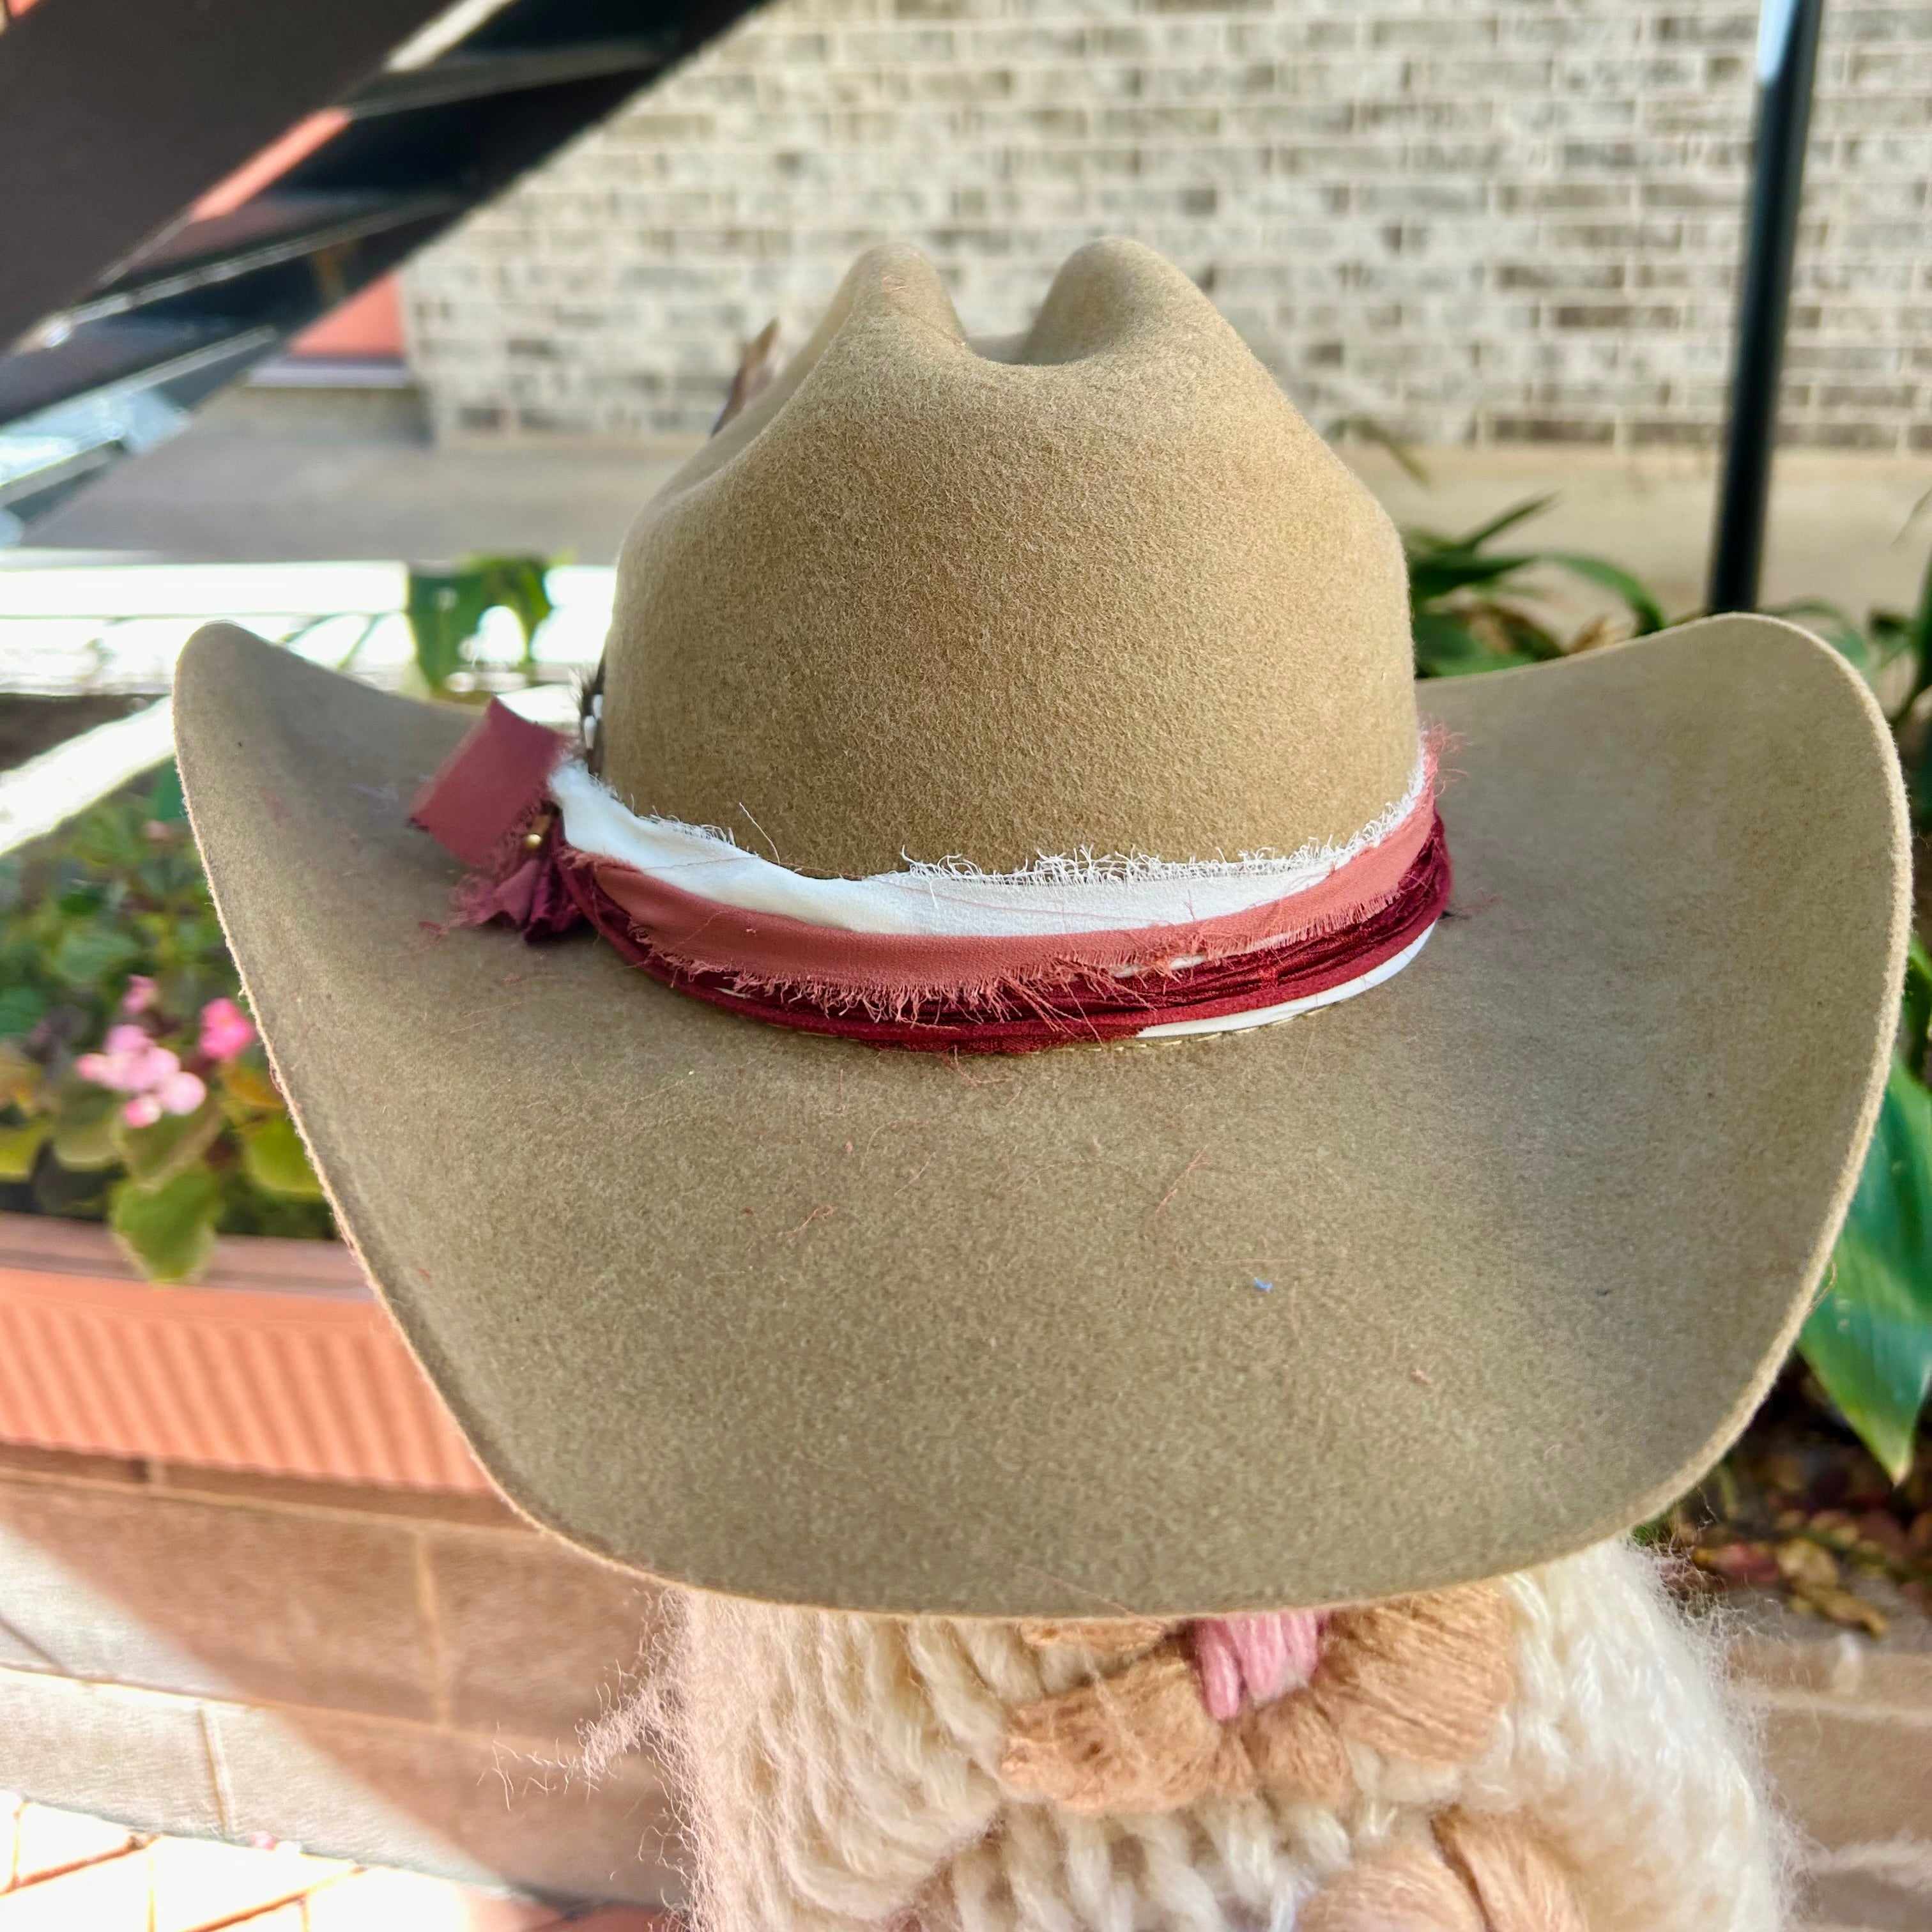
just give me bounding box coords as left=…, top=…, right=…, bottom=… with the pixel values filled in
left=1190, top=1611, right=1326, bottom=1721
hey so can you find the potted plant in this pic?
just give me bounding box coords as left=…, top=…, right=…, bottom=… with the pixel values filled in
left=0, top=547, right=560, bottom=1490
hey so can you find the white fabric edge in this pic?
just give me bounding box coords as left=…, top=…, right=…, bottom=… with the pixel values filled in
left=1135, top=922, right=1436, bottom=1039
left=549, top=752, right=1428, bottom=940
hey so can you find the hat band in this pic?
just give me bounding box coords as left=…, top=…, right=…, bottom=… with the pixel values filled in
left=412, top=702, right=1449, bottom=1054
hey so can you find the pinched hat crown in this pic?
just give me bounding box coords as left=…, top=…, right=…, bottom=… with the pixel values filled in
left=597, top=239, right=1419, bottom=878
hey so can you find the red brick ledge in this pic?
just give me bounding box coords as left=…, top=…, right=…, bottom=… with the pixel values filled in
left=0, top=1213, right=489, bottom=1494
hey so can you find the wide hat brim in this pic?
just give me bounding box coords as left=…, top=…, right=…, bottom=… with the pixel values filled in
left=175, top=617, right=1905, bottom=1617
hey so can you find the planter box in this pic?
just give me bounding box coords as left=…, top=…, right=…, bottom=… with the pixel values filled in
left=0, top=1213, right=487, bottom=1492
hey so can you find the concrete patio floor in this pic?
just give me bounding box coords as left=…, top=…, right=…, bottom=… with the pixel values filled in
left=19, top=384, right=1932, bottom=633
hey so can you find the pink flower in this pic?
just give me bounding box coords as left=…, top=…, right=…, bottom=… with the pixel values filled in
left=75, top=1025, right=208, bottom=1125
left=157, top=1069, right=206, bottom=1115
left=76, top=1027, right=176, bottom=1095
left=120, top=976, right=158, bottom=1016
left=198, top=997, right=255, bottom=1062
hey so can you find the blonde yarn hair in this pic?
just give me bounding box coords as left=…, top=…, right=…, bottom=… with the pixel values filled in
left=614, top=1541, right=1785, bottom=1932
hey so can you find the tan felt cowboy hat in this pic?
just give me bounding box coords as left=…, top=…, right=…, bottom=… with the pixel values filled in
left=174, top=240, right=1908, bottom=1618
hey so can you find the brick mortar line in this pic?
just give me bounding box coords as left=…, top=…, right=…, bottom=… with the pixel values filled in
left=1745, top=1685, right=1932, bottom=1728
left=0, top=1463, right=528, bottom=1537
left=0, top=1659, right=650, bottom=1765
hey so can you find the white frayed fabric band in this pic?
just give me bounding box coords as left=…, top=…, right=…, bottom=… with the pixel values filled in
left=549, top=753, right=1430, bottom=940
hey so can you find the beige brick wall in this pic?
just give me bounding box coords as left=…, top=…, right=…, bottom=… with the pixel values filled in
left=0, top=1442, right=1925, bottom=1928
left=402, top=0, right=1932, bottom=452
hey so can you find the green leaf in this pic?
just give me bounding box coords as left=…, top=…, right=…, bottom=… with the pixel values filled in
left=114, top=1099, right=224, bottom=1188
left=1903, top=934, right=1932, bottom=1078
left=405, top=568, right=494, bottom=696
left=1544, top=553, right=1666, bottom=635
left=1452, top=494, right=1557, bottom=550
left=1412, top=609, right=1549, bottom=680
left=217, top=1057, right=283, bottom=1119
left=1406, top=550, right=1537, bottom=604
left=109, top=1162, right=221, bottom=1284
left=475, top=556, right=555, bottom=672
left=1330, top=415, right=1432, bottom=486
left=50, top=921, right=141, bottom=990
left=0, top=985, right=47, bottom=1039
left=50, top=1083, right=123, bottom=1170
left=33, top=1157, right=109, bottom=1220
left=146, top=762, right=187, bottom=824
left=1776, top=598, right=1878, bottom=675
left=0, top=1043, right=40, bottom=1110
left=1904, top=538, right=1932, bottom=714
left=1474, top=601, right=1566, bottom=662
left=334, top=613, right=384, bottom=673
left=240, top=1114, right=325, bottom=1200
left=0, top=1118, right=48, bottom=1183
left=1800, top=1058, right=1932, bottom=1479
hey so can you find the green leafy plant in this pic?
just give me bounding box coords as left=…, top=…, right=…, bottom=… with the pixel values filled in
left=404, top=554, right=555, bottom=699
left=1762, top=547, right=1932, bottom=1478
left=1800, top=941, right=1932, bottom=1482
left=1761, top=537, right=1932, bottom=1468
left=1406, top=496, right=1667, bottom=678
left=0, top=764, right=332, bottom=1282
left=1774, top=539, right=1932, bottom=830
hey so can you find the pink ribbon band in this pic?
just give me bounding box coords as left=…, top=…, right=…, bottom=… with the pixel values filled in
left=581, top=784, right=1434, bottom=1002
left=558, top=820, right=1448, bottom=1051
left=411, top=702, right=1450, bottom=1053
left=410, top=699, right=570, bottom=869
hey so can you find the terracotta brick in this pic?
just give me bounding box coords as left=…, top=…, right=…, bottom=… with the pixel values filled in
left=1798, top=1862, right=1932, bottom=1932
left=0, top=1481, right=439, bottom=1719
left=144, top=1463, right=524, bottom=1531
left=424, top=1524, right=664, bottom=1737
left=1758, top=1696, right=1932, bottom=1852
left=1732, top=1612, right=1932, bottom=1717
left=0, top=1446, right=149, bottom=1491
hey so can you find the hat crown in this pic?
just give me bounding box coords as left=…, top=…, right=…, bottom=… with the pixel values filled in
left=598, top=239, right=1418, bottom=878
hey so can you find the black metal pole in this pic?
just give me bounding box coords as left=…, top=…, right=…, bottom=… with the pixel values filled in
left=1708, top=0, right=1826, bottom=613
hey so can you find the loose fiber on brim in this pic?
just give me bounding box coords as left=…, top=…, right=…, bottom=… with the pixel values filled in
left=592, top=1540, right=1785, bottom=1932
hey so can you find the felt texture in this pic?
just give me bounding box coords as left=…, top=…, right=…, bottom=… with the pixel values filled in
left=172, top=615, right=1905, bottom=1616
left=597, top=240, right=1421, bottom=878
